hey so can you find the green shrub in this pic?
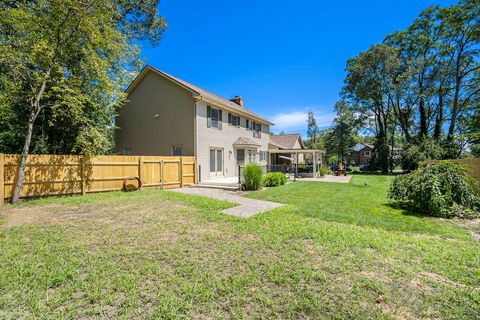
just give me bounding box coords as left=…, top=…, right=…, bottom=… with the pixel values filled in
left=389, top=161, right=480, bottom=218
left=319, top=167, right=328, bottom=176
left=263, top=172, right=288, bottom=187
left=243, top=163, right=263, bottom=190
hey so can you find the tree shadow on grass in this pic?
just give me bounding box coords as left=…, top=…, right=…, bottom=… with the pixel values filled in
left=384, top=202, right=435, bottom=219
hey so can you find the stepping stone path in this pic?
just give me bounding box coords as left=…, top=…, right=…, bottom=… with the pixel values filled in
left=170, top=187, right=284, bottom=218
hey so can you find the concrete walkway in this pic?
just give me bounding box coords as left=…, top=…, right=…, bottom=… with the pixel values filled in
left=170, top=188, right=284, bottom=218
left=297, top=174, right=352, bottom=183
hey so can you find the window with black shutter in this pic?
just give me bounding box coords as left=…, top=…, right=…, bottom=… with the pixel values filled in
left=207, top=106, right=222, bottom=129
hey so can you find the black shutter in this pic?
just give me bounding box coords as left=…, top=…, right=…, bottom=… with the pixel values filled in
left=207, top=106, right=211, bottom=128
left=228, top=113, right=232, bottom=125
left=218, top=110, right=222, bottom=129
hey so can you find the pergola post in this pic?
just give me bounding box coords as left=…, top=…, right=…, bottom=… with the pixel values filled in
left=313, top=151, right=317, bottom=176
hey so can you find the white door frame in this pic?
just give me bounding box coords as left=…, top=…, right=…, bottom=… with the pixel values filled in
left=209, top=147, right=224, bottom=176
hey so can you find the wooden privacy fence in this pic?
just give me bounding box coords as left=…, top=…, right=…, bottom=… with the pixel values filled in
left=0, top=154, right=196, bottom=205
left=429, top=158, right=480, bottom=183
left=449, top=158, right=480, bottom=183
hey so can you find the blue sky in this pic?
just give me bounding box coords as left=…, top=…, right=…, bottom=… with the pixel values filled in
left=140, top=0, right=456, bottom=135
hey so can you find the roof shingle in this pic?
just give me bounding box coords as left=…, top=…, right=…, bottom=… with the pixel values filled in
left=233, top=137, right=261, bottom=146
left=269, top=134, right=303, bottom=149
left=127, top=66, right=273, bottom=125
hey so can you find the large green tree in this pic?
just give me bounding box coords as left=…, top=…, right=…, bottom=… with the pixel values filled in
left=342, top=44, right=402, bottom=172
left=324, top=101, right=358, bottom=163
left=341, top=0, right=479, bottom=170
left=0, top=0, right=166, bottom=203
left=306, top=111, right=320, bottom=145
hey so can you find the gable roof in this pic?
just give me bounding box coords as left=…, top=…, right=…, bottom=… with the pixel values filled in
left=352, top=143, right=374, bottom=152
left=233, top=137, right=261, bottom=147
left=126, top=65, right=274, bottom=125
left=269, top=134, right=304, bottom=149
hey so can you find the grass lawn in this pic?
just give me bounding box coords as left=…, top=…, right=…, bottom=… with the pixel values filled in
left=0, top=175, right=479, bottom=319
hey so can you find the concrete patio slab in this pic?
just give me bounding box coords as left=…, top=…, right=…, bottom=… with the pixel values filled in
left=169, top=187, right=284, bottom=218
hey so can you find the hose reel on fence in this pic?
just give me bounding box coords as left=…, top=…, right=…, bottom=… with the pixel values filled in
left=123, top=176, right=142, bottom=192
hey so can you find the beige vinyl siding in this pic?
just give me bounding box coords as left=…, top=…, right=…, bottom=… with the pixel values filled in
left=196, top=101, right=270, bottom=181
left=115, top=72, right=195, bottom=156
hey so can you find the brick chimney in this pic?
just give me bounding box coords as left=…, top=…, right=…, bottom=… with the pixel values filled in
left=230, top=96, right=244, bottom=107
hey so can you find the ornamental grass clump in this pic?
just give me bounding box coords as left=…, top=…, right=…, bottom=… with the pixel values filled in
left=389, top=161, right=480, bottom=218
left=319, top=167, right=328, bottom=177
left=243, top=163, right=263, bottom=190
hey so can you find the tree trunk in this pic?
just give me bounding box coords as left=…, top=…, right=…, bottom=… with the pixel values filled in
left=419, top=97, right=427, bottom=138
left=11, top=107, right=41, bottom=203
left=447, top=55, right=463, bottom=142
left=448, top=87, right=460, bottom=141
left=433, top=89, right=444, bottom=140
left=11, top=68, right=51, bottom=203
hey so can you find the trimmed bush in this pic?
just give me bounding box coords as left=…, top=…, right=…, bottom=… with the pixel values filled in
left=263, top=172, right=288, bottom=187
left=243, top=163, right=263, bottom=190
left=389, top=161, right=480, bottom=218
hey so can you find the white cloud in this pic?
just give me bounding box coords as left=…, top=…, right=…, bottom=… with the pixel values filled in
left=270, top=109, right=335, bottom=134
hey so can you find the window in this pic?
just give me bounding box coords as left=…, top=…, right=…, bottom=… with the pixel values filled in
left=210, top=148, right=223, bottom=174
left=364, top=151, right=371, bottom=157
left=259, top=151, right=268, bottom=161
left=207, top=106, right=222, bottom=129
left=210, top=149, right=216, bottom=172
left=123, top=148, right=133, bottom=155
left=172, top=145, right=182, bottom=156
left=228, top=113, right=240, bottom=127
left=246, top=119, right=251, bottom=130
left=236, top=149, right=245, bottom=161
left=246, top=119, right=261, bottom=138
left=248, top=149, right=257, bottom=163
left=253, top=122, right=261, bottom=138
left=217, top=149, right=223, bottom=171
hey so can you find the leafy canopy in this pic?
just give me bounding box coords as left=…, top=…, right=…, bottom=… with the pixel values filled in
left=0, top=0, right=166, bottom=155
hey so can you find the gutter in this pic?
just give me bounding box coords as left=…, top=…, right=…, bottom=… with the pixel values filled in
left=193, top=95, right=203, bottom=183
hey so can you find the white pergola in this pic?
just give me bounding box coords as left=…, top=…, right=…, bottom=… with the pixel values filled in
left=268, top=149, right=326, bottom=176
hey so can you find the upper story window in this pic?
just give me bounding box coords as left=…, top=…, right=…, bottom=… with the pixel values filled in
left=364, top=151, right=371, bottom=157
left=246, top=119, right=261, bottom=138
left=228, top=113, right=240, bottom=127
left=207, top=106, right=222, bottom=129
left=253, top=122, right=261, bottom=138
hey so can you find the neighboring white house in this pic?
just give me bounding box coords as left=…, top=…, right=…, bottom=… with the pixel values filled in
left=115, top=66, right=324, bottom=182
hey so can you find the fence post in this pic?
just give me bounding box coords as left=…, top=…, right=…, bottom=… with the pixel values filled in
left=194, top=161, right=198, bottom=184
left=0, top=154, right=4, bottom=207
left=138, top=156, right=144, bottom=190
left=180, top=157, right=183, bottom=187
left=80, top=156, right=86, bottom=196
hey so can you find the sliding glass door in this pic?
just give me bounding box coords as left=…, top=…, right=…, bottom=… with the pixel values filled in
left=209, top=148, right=223, bottom=176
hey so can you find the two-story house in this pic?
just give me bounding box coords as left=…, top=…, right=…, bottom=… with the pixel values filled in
left=347, top=143, right=403, bottom=166
left=347, top=143, right=374, bottom=165
left=115, top=66, right=274, bottom=182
